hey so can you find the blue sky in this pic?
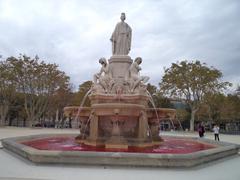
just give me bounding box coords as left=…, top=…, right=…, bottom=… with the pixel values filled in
left=0, top=0, right=239, bottom=91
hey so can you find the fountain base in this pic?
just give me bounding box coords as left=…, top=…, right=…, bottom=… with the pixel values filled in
left=2, top=134, right=239, bottom=168
left=64, top=93, right=175, bottom=149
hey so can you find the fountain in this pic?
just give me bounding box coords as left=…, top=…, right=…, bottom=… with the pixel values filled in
left=63, top=12, right=175, bottom=149
left=2, top=13, right=239, bottom=168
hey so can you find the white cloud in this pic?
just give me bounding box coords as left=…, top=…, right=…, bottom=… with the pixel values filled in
left=0, top=0, right=239, bottom=90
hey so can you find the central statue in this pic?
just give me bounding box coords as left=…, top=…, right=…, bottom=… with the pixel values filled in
left=110, top=13, right=132, bottom=55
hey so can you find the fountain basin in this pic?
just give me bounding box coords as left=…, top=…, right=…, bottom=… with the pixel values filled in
left=2, top=134, right=239, bottom=168
left=64, top=104, right=176, bottom=148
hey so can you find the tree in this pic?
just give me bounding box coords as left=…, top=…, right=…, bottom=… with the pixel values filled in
left=159, top=60, right=231, bottom=131
left=176, top=109, right=191, bottom=126
left=7, top=55, right=70, bottom=127
left=196, top=92, right=240, bottom=126
left=8, top=92, right=26, bottom=126
left=0, top=60, right=16, bottom=126
left=152, top=92, right=174, bottom=108
left=146, top=83, right=157, bottom=96
left=71, top=81, right=93, bottom=106
left=202, top=93, right=226, bottom=123
left=223, top=94, right=240, bottom=122
left=146, top=83, right=173, bottom=108
left=47, top=84, right=73, bottom=126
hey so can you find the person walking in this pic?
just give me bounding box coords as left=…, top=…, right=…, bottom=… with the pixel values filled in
left=213, top=124, right=220, bottom=141
left=198, top=122, right=205, bottom=138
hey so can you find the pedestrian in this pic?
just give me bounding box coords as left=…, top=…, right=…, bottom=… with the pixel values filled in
left=213, top=124, right=220, bottom=141
left=198, top=122, right=205, bottom=138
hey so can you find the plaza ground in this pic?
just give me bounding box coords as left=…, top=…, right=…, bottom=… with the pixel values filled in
left=0, top=127, right=239, bottom=180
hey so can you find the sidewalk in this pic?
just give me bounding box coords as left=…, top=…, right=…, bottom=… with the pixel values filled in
left=0, top=127, right=240, bottom=180
left=160, top=130, right=240, bottom=145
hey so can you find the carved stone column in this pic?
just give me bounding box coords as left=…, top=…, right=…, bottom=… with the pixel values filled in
left=89, top=113, right=99, bottom=141
left=138, top=110, right=148, bottom=140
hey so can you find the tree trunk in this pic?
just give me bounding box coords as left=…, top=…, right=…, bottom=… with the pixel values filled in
left=27, top=114, right=35, bottom=127
left=27, top=118, right=33, bottom=127
left=0, top=105, right=8, bottom=126
left=190, top=109, right=197, bottom=131
left=55, top=109, right=59, bottom=122
left=0, top=117, right=5, bottom=126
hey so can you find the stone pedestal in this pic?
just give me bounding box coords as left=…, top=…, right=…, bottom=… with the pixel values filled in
left=109, top=55, right=132, bottom=80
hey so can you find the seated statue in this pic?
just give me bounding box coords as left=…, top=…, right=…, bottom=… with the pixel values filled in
left=127, top=57, right=149, bottom=93
left=94, top=58, right=114, bottom=93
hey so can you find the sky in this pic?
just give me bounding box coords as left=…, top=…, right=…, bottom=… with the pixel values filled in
left=0, top=0, right=239, bottom=91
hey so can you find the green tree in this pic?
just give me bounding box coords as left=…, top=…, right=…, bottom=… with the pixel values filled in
left=8, top=92, right=26, bottom=126
left=0, top=60, right=17, bottom=126
left=203, top=93, right=226, bottom=123
left=146, top=83, right=157, bottom=96
left=159, top=60, right=231, bottom=131
left=146, top=83, right=173, bottom=108
left=176, top=109, right=190, bottom=124
left=152, top=92, right=174, bottom=108
left=7, top=55, right=70, bottom=127
left=47, top=84, right=73, bottom=126
left=222, top=94, right=240, bottom=122
left=71, top=81, right=93, bottom=106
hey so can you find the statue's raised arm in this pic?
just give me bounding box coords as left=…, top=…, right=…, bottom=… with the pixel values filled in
left=110, top=13, right=132, bottom=55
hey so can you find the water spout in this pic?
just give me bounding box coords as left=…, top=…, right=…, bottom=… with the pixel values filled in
left=146, top=90, right=160, bottom=133
left=74, top=89, right=92, bottom=129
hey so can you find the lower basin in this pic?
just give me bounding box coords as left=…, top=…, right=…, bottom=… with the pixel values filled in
left=2, top=134, right=239, bottom=168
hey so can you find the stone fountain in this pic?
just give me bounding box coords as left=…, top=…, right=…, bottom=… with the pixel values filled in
left=64, top=12, right=176, bottom=149
left=3, top=13, right=238, bottom=168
